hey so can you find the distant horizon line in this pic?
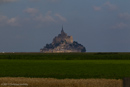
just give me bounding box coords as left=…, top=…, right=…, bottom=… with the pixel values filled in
left=0, top=52, right=130, bottom=53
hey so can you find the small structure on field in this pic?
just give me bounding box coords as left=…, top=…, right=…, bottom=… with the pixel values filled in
left=40, top=26, right=86, bottom=53
left=123, top=78, right=130, bottom=87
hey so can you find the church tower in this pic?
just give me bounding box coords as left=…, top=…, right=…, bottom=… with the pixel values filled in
left=61, top=25, right=64, bottom=33
left=52, top=26, right=73, bottom=44
left=61, top=25, right=67, bottom=37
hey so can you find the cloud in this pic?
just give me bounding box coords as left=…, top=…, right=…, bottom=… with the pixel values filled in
left=34, top=14, right=56, bottom=23
left=29, top=0, right=41, bottom=1
left=7, top=17, right=20, bottom=26
left=112, top=22, right=127, bottom=29
left=0, top=15, right=8, bottom=26
left=48, top=0, right=59, bottom=2
left=34, top=11, right=56, bottom=23
left=103, top=2, right=117, bottom=11
left=0, top=0, right=18, bottom=3
left=55, top=14, right=67, bottom=22
left=33, top=11, right=67, bottom=23
left=23, top=8, right=39, bottom=16
left=0, top=15, right=7, bottom=21
left=29, top=0, right=59, bottom=2
left=0, top=10, right=67, bottom=27
left=0, top=15, right=20, bottom=27
left=119, top=13, right=130, bottom=20
left=93, top=6, right=101, bottom=11
left=93, top=2, right=117, bottom=11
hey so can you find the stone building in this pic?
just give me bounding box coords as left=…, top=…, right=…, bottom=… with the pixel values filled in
left=52, top=27, right=73, bottom=44
left=40, top=27, right=86, bottom=53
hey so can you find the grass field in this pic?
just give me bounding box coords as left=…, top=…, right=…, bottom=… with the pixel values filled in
left=0, top=57, right=130, bottom=79
left=0, top=53, right=129, bottom=87
left=0, top=53, right=130, bottom=79
left=0, top=77, right=122, bottom=87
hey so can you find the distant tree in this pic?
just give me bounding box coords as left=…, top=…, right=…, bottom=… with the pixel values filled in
left=61, top=40, right=64, bottom=44
left=55, top=43, right=60, bottom=47
left=45, top=44, right=54, bottom=49
left=81, top=47, right=86, bottom=52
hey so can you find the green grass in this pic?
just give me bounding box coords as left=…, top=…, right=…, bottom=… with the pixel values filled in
left=0, top=59, right=130, bottom=79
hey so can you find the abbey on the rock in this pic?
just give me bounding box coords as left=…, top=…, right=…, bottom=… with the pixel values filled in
left=40, top=26, right=86, bottom=53
left=52, top=27, right=73, bottom=44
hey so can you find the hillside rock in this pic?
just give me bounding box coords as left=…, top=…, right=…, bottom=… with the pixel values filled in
left=40, top=27, right=86, bottom=53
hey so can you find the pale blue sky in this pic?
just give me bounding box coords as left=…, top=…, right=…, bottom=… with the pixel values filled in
left=0, top=0, right=130, bottom=52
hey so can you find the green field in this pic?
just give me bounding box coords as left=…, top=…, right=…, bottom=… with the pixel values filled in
left=0, top=53, right=130, bottom=79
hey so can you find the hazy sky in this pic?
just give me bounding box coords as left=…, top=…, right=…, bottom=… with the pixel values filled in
left=0, top=0, right=130, bottom=52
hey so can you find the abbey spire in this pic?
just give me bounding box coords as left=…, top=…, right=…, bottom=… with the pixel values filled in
left=60, top=25, right=67, bottom=37
left=61, top=25, right=64, bottom=33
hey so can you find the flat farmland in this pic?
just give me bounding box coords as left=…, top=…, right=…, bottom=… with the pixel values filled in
left=0, top=78, right=122, bottom=87
left=0, top=54, right=130, bottom=79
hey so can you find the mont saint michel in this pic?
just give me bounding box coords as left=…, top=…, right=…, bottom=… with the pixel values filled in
left=40, top=27, right=86, bottom=53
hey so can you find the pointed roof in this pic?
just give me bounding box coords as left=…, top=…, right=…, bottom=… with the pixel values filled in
left=61, top=25, right=64, bottom=33
left=60, top=25, right=67, bottom=37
